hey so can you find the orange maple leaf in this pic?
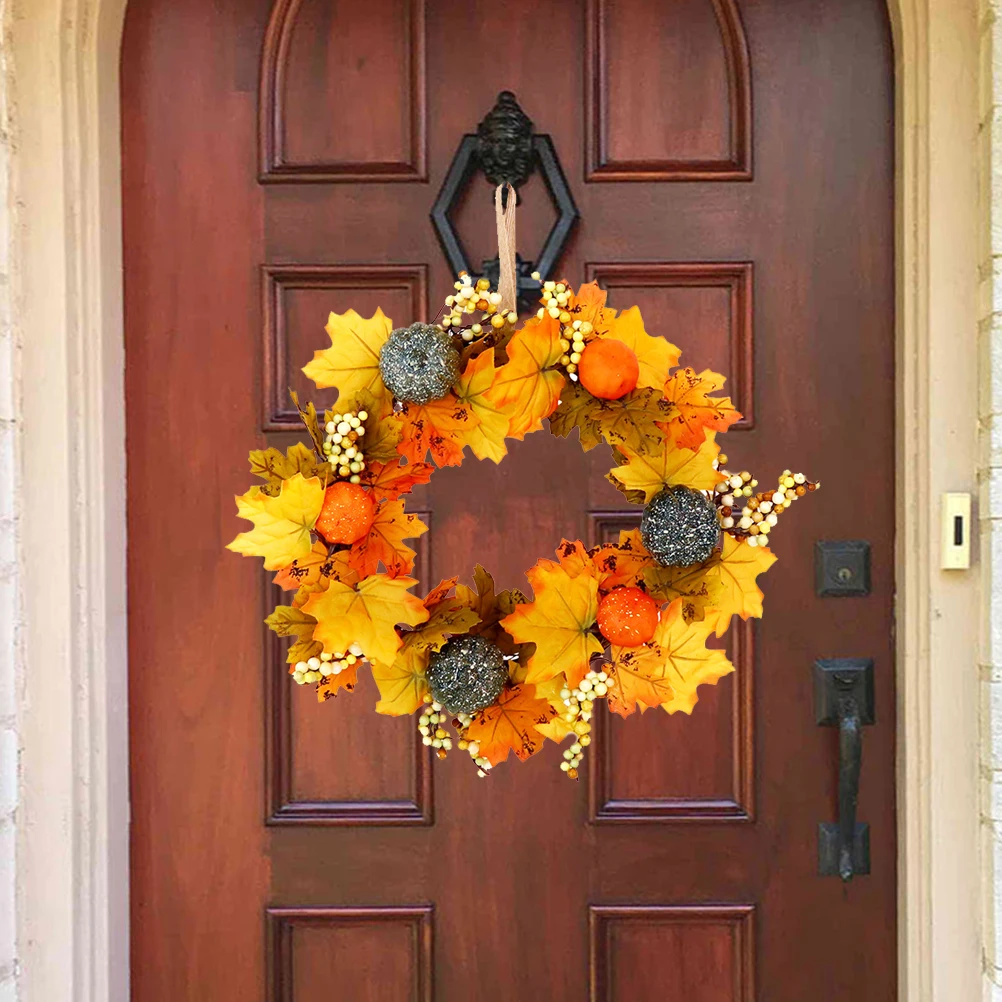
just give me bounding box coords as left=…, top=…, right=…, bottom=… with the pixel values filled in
left=316, top=662, right=360, bottom=701
left=273, top=541, right=360, bottom=591
left=397, top=395, right=476, bottom=468
left=465, top=683, right=556, bottom=766
left=589, top=528, right=658, bottom=591
left=660, top=367, right=741, bottom=450
left=491, top=315, right=566, bottom=439
left=360, top=458, right=434, bottom=503
left=348, top=499, right=428, bottom=578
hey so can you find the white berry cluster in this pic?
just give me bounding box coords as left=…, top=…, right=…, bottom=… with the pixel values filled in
left=534, top=276, right=595, bottom=383
left=441, top=272, right=518, bottom=339
left=322, top=409, right=368, bottom=484
left=292, top=642, right=363, bottom=685
left=556, top=668, right=607, bottom=778
left=711, top=455, right=819, bottom=547
left=418, top=700, right=454, bottom=758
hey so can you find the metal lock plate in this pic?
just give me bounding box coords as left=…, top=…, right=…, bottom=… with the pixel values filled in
left=815, top=540, right=870, bottom=597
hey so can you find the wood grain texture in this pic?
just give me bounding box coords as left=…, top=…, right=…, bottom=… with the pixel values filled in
left=259, top=0, right=427, bottom=181
left=590, top=904, right=755, bottom=1002
left=585, top=0, right=751, bottom=180
left=124, top=0, right=897, bottom=998
left=267, top=906, right=433, bottom=1002
left=586, top=262, right=754, bottom=429
left=262, top=264, right=428, bottom=429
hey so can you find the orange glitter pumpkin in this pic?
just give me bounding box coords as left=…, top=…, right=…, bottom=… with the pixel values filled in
left=578, top=338, right=640, bottom=400
left=314, top=482, right=375, bottom=545
left=597, top=586, right=660, bottom=647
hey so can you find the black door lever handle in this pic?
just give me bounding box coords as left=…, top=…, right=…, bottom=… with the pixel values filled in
left=814, top=658, right=874, bottom=880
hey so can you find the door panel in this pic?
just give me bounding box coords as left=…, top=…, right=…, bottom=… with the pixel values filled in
left=124, top=0, right=896, bottom=998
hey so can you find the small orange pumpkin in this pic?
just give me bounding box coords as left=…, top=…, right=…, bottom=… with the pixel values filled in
left=578, top=338, right=640, bottom=400
left=596, top=586, right=660, bottom=647
left=315, top=481, right=375, bottom=545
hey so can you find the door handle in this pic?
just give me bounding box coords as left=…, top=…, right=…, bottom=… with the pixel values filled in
left=814, top=658, right=874, bottom=880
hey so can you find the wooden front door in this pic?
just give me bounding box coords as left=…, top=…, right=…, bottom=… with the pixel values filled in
left=123, top=1, right=896, bottom=998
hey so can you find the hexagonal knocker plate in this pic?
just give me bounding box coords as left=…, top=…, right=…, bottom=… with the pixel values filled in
left=430, top=91, right=579, bottom=311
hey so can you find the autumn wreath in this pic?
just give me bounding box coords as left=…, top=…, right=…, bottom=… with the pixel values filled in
left=229, top=190, right=816, bottom=778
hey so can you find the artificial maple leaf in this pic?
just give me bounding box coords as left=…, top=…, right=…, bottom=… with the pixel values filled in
left=397, top=395, right=475, bottom=468
left=501, top=559, right=604, bottom=687
left=302, top=307, right=392, bottom=398
left=554, top=539, right=594, bottom=577
left=371, top=647, right=429, bottom=715
left=227, top=473, right=325, bottom=570
left=547, top=381, right=605, bottom=451
left=607, top=599, right=733, bottom=716
left=265, top=605, right=323, bottom=664
left=289, top=390, right=327, bottom=456
left=360, top=458, right=434, bottom=503
left=660, top=367, right=741, bottom=450
left=453, top=348, right=511, bottom=462
left=604, top=306, right=680, bottom=391
left=607, top=434, right=720, bottom=501
left=327, top=388, right=403, bottom=465
left=249, top=442, right=324, bottom=488
left=532, top=676, right=580, bottom=743
left=465, top=683, right=556, bottom=766
left=651, top=600, right=734, bottom=714
left=373, top=578, right=482, bottom=716
left=491, top=315, right=566, bottom=439
left=348, top=500, right=428, bottom=578
left=568, top=281, right=616, bottom=327
left=275, top=544, right=361, bottom=593
left=642, top=558, right=724, bottom=623
left=589, top=528, right=657, bottom=591
left=302, top=574, right=428, bottom=667
left=711, top=534, right=778, bottom=631
left=605, top=644, right=678, bottom=717
left=317, top=663, right=360, bottom=701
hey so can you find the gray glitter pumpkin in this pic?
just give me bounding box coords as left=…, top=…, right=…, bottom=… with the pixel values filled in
left=640, top=485, right=720, bottom=567
left=379, top=323, right=460, bottom=404
left=426, top=634, right=508, bottom=715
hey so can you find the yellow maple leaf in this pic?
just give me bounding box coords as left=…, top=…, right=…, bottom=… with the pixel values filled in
left=605, top=644, right=678, bottom=717
left=491, top=315, right=566, bottom=439
left=642, top=558, right=725, bottom=623
left=465, top=683, right=556, bottom=766
left=651, top=600, right=734, bottom=714
left=371, top=647, right=429, bottom=716
left=711, top=535, right=778, bottom=631
left=589, top=528, right=657, bottom=591
left=227, top=473, right=325, bottom=570
left=397, top=395, right=475, bottom=467
left=302, top=574, right=428, bottom=667
left=372, top=578, right=482, bottom=716
left=661, top=367, right=741, bottom=450
left=501, top=559, right=604, bottom=687
left=302, top=307, right=392, bottom=397
left=605, top=306, right=680, bottom=391
left=453, top=348, right=511, bottom=463
left=533, top=676, right=580, bottom=743
left=607, top=434, right=720, bottom=501
left=348, top=499, right=427, bottom=578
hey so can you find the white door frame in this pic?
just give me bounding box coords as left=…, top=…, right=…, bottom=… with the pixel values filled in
left=6, top=0, right=983, bottom=999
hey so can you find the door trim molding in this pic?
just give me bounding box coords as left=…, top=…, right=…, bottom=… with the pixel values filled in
left=5, top=1, right=981, bottom=999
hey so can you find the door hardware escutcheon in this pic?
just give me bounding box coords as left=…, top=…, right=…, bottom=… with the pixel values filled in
left=814, top=658, right=874, bottom=880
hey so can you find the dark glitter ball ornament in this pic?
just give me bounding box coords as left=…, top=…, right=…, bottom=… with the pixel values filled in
left=379, top=323, right=460, bottom=404
left=640, top=485, right=720, bottom=567
left=426, top=635, right=508, bottom=715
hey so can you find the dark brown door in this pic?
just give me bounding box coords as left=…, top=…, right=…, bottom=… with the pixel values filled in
left=123, top=1, right=896, bottom=998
